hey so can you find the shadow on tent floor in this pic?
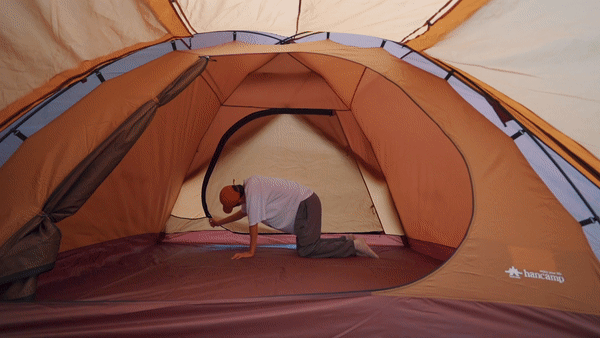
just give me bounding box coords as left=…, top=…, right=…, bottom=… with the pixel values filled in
left=35, top=232, right=443, bottom=302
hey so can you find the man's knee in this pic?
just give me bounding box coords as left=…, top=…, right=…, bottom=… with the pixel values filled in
left=296, top=245, right=314, bottom=258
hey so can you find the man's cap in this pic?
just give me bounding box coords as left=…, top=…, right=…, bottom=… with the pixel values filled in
left=219, top=185, right=240, bottom=214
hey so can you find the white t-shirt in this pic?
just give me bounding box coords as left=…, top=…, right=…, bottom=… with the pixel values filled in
left=241, top=175, right=313, bottom=233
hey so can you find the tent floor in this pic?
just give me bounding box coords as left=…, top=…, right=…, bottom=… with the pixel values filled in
left=36, top=232, right=443, bottom=302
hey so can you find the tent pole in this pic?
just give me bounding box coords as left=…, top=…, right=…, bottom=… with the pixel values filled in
left=524, top=130, right=599, bottom=226
left=0, top=84, right=77, bottom=144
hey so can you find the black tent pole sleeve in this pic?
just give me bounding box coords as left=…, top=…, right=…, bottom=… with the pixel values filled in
left=201, top=108, right=334, bottom=218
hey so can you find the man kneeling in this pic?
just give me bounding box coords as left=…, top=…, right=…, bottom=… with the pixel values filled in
left=209, top=175, right=379, bottom=260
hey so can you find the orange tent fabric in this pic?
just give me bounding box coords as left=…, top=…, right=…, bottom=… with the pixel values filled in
left=2, top=40, right=599, bottom=317
left=1, top=2, right=599, bottom=336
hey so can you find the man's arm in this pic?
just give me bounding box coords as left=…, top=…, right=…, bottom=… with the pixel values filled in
left=232, top=224, right=257, bottom=260
left=209, top=210, right=246, bottom=228
left=209, top=211, right=257, bottom=259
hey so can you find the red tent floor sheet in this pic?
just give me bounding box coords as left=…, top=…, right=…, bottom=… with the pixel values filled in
left=34, top=232, right=441, bottom=302
left=4, top=232, right=599, bottom=337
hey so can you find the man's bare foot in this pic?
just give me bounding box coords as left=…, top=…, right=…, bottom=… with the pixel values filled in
left=354, top=238, right=379, bottom=258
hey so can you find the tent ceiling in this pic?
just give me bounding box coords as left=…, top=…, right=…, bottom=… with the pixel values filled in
left=223, top=54, right=348, bottom=109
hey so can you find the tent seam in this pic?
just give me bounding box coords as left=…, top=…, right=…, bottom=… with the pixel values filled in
left=349, top=68, right=367, bottom=111
left=287, top=53, right=353, bottom=111
left=215, top=54, right=279, bottom=105
left=296, top=0, right=302, bottom=36
left=169, top=0, right=197, bottom=35
left=332, top=113, right=398, bottom=235
left=400, top=0, right=461, bottom=44
left=355, top=67, right=475, bottom=254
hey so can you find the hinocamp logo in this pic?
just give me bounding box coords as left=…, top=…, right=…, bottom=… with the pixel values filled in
left=505, top=266, right=565, bottom=284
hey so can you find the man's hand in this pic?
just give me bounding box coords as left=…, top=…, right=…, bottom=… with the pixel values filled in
left=232, top=251, right=255, bottom=260
left=208, top=211, right=246, bottom=228
left=208, top=218, right=221, bottom=228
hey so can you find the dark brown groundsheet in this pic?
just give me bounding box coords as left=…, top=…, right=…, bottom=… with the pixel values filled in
left=35, top=232, right=442, bottom=301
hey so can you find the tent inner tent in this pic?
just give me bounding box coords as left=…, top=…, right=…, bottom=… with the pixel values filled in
left=1, top=1, right=600, bottom=336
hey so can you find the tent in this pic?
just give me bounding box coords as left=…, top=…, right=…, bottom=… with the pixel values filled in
left=1, top=1, right=600, bottom=336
